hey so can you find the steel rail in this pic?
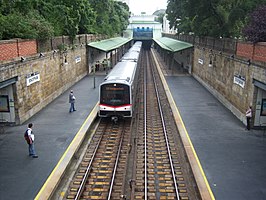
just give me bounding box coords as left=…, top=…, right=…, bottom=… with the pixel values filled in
left=144, top=51, right=148, bottom=200
left=149, top=52, right=180, bottom=200
left=107, top=120, right=126, bottom=200
left=74, top=120, right=106, bottom=200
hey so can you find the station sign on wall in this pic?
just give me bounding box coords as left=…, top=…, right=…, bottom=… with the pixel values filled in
left=198, top=58, right=204, bottom=65
left=233, top=75, right=245, bottom=88
left=75, top=56, right=81, bottom=63
left=26, top=72, right=40, bottom=86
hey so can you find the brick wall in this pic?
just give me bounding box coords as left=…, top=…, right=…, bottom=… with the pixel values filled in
left=18, top=40, right=37, bottom=56
left=0, top=39, right=37, bottom=61
left=0, top=40, right=18, bottom=60
left=164, top=33, right=266, bottom=63
left=254, top=43, right=266, bottom=62
left=237, top=42, right=266, bottom=62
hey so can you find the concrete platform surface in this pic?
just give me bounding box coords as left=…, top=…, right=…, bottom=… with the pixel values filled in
left=166, top=75, right=266, bottom=199
left=0, top=75, right=105, bottom=200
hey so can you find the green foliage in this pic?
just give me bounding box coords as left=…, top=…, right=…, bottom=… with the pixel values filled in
left=243, top=5, right=266, bottom=42
left=166, top=0, right=266, bottom=39
left=0, top=0, right=130, bottom=40
left=0, top=11, right=54, bottom=40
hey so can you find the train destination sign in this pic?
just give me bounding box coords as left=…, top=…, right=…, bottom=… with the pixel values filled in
left=106, top=87, right=125, bottom=91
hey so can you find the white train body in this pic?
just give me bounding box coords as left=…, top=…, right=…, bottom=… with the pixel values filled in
left=99, top=41, right=142, bottom=118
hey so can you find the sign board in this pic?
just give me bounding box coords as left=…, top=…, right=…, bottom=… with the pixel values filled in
left=198, top=59, right=204, bottom=65
left=233, top=75, right=245, bottom=88
left=75, top=56, right=81, bottom=63
left=26, top=72, right=40, bottom=86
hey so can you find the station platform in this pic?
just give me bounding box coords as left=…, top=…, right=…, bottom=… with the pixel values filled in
left=1, top=52, right=266, bottom=200
left=153, top=50, right=266, bottom=200
left=0, top=74, right=105, bottom=200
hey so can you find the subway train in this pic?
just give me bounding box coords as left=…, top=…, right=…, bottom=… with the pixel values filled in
left=98, top=41, right=142, bottom=121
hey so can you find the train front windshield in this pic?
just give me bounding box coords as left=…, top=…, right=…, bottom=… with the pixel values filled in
left=100, top=83, right=130, bottom=106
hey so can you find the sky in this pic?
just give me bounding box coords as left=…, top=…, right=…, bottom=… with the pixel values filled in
left=129, top=0, right=168, bottom=15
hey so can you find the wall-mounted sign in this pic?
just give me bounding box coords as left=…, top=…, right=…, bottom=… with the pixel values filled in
left=198, top=59, right=204, bottom=65
left=75, top=56, right=81, bottom=63
left=233, top=75, right=245, bottom=88
left=26, top=72, right=40, bottom=86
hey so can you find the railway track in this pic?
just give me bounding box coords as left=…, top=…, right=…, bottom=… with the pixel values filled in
left=65, top=118, right=132, bottom=199
left=61, top=49, right=201, bottom=200
left=129, top=50, right=201, bottom=199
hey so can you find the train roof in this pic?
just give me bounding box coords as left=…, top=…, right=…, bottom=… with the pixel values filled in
left=121, top=51, right=140, bottom=61
left=133, top=41, right=142, bottom=47
left=128, top=46, right=141, bottom=52
left=130, top=41, right=142, bottom=51
left=102, top=61, right=138, bottom=85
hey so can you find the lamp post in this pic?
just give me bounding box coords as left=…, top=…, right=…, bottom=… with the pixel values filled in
left=90, top=50, right=95, bottom=89
left=93, top=63, right=96, bottom=89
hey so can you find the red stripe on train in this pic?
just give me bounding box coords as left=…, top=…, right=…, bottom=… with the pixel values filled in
left=99, top=104, right=132, bottom=108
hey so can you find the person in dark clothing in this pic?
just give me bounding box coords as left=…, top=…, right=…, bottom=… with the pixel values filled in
left=69, top=90, right=76, bottom=112
left=25, top=123, right=38, bottom=158
left=246, top=106, right=252, bottom=130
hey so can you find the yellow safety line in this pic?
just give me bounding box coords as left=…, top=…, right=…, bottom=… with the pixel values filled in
left=169, top=91, right=215, bottom=200
left=151, top=50, right=215, bottom=200
left=35, top=103, right=98, bottom=200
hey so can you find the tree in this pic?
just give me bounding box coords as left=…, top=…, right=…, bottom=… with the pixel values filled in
left=243, top=5, right=266, bottom=42
left=0, top=11, right=54, bottom=40
left=0, top=0, right=129, bottom=40
left=166, top=0, right=266, bottom=38
left=89, top=0, right=129, bottom=36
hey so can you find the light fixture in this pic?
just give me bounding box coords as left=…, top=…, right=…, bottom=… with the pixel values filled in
left=247, top=59, right=251, bottom=65
left=209, top=59, right=213, bottom=67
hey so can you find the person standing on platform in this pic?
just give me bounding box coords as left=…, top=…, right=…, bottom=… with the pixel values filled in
left=69, top=90, right=76, bottom=112
left=246, top=106, right=252, bottom=130
left=25, top=123, right=38, bottom=158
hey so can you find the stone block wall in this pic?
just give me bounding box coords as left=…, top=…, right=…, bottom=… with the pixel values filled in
left=0, top=34, right=109, bottom=124
left=193, top=46, right=266, bottom=123
left=0, top=46, right=87, bottom=124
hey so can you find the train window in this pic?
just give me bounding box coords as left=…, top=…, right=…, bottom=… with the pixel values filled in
left=100, top=84, right=130, bottom=106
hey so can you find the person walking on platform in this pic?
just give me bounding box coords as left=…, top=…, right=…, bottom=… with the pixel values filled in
left=246, top=106, right=252, bottom=130
left=69, top=90, right=76, bottom=112
left=24, top=123, right=38, bottom=158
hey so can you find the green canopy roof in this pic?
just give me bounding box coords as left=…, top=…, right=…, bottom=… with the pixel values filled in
left=88, top=37, right=132, bottom=52
left=153, top=37, right=193, bottom=52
